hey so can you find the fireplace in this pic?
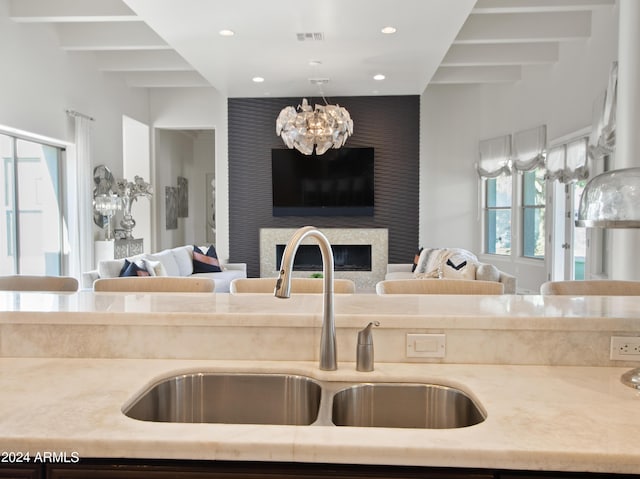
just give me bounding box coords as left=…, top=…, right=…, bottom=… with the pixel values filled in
left=260, top=228, right=388, bottom=291
left=275, top=244, right=372, bottom=272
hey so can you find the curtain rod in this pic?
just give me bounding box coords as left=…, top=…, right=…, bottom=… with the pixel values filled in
left=65, top=109, right=95, bottom=121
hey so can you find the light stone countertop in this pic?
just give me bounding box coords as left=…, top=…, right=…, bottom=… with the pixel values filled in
left=2, top=291, right=640, bottom=474
left=0, top=358, right=639, bottom=474
left=2, top=291, right=640, bottom=330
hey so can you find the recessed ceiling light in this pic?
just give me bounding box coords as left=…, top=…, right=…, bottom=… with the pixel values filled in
left=308, top=60, right=323, bottom=67
left=381, top=26, right=397, bottom=34
left=252, top=77, right=264, bottom=83
left=219, top=29, right=235, bottom=37
left=373, top=74, right=386, bottom=81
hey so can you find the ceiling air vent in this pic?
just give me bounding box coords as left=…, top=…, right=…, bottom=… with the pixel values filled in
left=297, top=32, right=324, bottom=41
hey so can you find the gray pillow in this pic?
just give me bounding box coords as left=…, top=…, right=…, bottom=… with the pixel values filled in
left=146, top=250, right=181, bottom=276
left=476, top=263, right=500, bottom=282
left=171, top=246, right=194, bottom=276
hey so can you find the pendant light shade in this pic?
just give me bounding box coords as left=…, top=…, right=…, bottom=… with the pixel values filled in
left=575, top=167, right=640, bottom=228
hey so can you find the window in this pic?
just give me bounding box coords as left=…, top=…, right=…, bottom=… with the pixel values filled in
left=484, top=174, right=512, bottom=255
left=522, top=168, right=545, bottom=259
left=481, top=126, right=547, bottom=261
left=547, top=135, right=594, bottom=280
left=0, top=132, right=65, bottom=275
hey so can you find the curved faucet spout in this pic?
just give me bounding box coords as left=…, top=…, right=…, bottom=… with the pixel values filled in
left=274, top=226, right=336, bottom=371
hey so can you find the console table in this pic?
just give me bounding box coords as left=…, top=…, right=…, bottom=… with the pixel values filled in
left=114, top=239, right=144, bottom=259
left=94, top=239, right=144, bottom=267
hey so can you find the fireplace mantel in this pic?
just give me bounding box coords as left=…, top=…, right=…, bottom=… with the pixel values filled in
left=260, top=228, right=388, bottom=291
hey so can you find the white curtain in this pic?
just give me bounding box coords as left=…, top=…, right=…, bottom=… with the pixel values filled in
left=67, top=112, right=94, bottom=279
left=512, top=125, right=547, bottom=172
left=565, top=138, right=589, bottom=181
left=545, top=145, right=565, bottom=182
left=477, top=134, right=512, bottom=178
left=589, top=61, right=617, bottom=160
left=545, top=138, right=588, bottom=183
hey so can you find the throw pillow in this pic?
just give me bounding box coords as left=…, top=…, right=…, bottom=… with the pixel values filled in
left=143, top=259, right=167, bottom=277
left=171, top=246, right=194, bottom=276
left=441, top=251, right=477, bottom=280
left=146, top=250, right=181, bottom=276
left=476, top=263, right=500, bottom=283
left=193, top=245, right=222, bottom=273
left=119, top=259, right=151, bottom=277
left=411, top=247, right=423, bottom=272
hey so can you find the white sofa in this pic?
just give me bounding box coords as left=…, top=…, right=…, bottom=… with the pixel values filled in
left=385, top=248, right=517, bottom=294
left=82, top=245, right=246, bottom=293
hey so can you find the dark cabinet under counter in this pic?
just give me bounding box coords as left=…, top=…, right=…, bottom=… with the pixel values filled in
left=2, top=460, right=635, bottom=479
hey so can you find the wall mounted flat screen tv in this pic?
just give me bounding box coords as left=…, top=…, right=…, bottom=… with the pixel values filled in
left=272, top=147, right=374, bottom=216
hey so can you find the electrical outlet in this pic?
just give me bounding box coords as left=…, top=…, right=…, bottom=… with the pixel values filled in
left=610, top=336, right=640, bottom=360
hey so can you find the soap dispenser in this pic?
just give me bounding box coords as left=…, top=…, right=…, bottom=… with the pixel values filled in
left=356, top=321, right=380, bottom=372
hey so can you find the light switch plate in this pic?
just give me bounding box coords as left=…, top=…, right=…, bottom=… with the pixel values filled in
left=406, top=333, right=445, bottom=358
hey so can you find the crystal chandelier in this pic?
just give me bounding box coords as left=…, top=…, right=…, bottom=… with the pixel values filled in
left=276, top=98, right=353, bottom=155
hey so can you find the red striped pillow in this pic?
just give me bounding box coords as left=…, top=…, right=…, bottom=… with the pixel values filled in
left=193, top=245, right=222, bottom=273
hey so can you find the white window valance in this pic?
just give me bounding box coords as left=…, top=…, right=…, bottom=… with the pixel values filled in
left=589, top=61, right=617, bottom=160
left=565, top=138, right=589, bottom=182
left=545, top=138, right=588, bottom=183
left=545, top=145, right=565, bottom=182
left=512, top=125, right=546, bottom=172
left=477, top=134, right=512, bottom=178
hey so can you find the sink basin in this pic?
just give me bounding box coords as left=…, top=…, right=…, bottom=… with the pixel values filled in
left=123, top=372, right=322, bottom=425
left=331, top=383, right=485, bottom=429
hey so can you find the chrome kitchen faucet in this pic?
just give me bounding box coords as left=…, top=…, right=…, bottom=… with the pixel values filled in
left=274, top=226, right=337, bottom=371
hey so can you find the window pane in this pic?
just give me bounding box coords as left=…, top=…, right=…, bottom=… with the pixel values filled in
left=573, top=180, right=587, bottom=280
left=523, top=207, right=545, bottom=258
left=486, top=175, right=512, bottom=207
left=16, top=139, right=61, bottom=275
left=486, top=209, right=511, bottom=255
left=1, top=134, right=16, bottom=275
left=523, top=169, right=545, bottom=206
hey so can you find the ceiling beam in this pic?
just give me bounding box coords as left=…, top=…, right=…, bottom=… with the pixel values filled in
left=9, top=0, right=138, bottom=22
left=95, top=50, right=193, bottom=72
left=122, top=71, right=210, bottom=88
left=473, top=0, right=615, bottom=14
left=455, top=11, right=591, bottom=44
left=442, top=42, right=559, bottom=66
left=56, top=23, right=169, bottom=51
left=430, top=66, right=522, bottom=84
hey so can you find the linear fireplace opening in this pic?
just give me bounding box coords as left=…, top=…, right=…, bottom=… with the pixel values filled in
left=275, top=244, right=372, bottom=272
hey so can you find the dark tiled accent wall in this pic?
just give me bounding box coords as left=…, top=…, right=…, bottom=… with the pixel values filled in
left=228, top=96, right=419, bottom=278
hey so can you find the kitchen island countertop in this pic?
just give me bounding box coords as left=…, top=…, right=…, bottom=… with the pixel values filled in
left=0, top=357, right=639, bottom=474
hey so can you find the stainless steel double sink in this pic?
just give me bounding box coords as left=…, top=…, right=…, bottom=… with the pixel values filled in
left=122, top=372, right=486, bottom=429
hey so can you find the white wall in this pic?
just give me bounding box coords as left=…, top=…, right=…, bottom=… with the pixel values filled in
left=0, top=1, right=149, bottom=173
left=189, top=131, right=215, bottom=245
left=123, top=116, right=152, bottom=253
left=420, top=5, right=619, bottom=292
left=149, top=88, right=229, bottom=261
